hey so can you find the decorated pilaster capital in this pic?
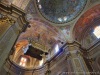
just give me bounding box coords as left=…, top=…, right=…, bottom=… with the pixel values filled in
left=63, top=41, right=83, bottom=54
left=0, top=15, right=15, bottom=24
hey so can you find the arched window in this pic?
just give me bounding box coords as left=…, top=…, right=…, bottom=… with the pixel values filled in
left=55, top=44, right=59, bottom=53
left=39, top=59, right=43, bottom=66
left=19, top=57, right=27, bottom=67
left=93, top=26, right=100, bottom=39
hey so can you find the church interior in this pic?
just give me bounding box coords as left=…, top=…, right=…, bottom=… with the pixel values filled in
left=0, top=0, right=100, bottom=75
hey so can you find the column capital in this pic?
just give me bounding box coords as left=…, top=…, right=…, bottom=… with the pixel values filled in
left=63, top=41, right=81, bottom=50
left=63, top=41, right=83, bottom=55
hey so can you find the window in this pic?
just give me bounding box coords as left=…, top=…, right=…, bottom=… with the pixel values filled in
left=93, top=26, right=100, bottom=39
left=55, top=44, right=59, bottom=53
left=38, top=0, right=40, bottom=2
left=19, top=57, right=27, bottom=67
left=58, top=18, right=62, bottom=22
left=39, top=59, right=43, bottom=66
left=39, top=4, right=42, bottom=9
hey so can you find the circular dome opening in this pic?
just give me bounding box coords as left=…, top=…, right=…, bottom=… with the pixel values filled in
left=36, top=0, right=87, bottom=24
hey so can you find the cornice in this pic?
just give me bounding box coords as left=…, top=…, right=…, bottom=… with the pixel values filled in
left=0, top=2, right=28, bottom=26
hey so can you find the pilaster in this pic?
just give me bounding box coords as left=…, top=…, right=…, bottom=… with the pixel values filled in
left=65, top=41, right=90, bottom=75
left=0, top=1, right=28, bottom=71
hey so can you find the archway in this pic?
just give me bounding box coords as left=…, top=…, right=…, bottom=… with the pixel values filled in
left=73, top=4, right=100, bottom=48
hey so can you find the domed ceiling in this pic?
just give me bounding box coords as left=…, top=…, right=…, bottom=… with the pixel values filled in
left=36, top=0, right=87, bottom=24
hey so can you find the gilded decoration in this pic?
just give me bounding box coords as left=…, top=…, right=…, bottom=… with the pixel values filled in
left=0, top=16, right=15, bottom=39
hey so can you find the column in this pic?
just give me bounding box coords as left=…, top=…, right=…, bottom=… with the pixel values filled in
left=0, top=16, right=16, bottom=70
left=0, top=3, right=28, bottom=74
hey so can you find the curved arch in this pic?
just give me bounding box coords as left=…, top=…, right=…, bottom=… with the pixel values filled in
left=73, top=4, right=100, bottom=42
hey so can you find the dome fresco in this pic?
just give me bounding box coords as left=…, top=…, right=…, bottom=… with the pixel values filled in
left=16, top=19, right=66, bottom=51
left=36, top=0, right=87, bottom=24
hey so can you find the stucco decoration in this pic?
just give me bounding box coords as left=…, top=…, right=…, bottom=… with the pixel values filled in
left=36, top=0, right=87, bottom=24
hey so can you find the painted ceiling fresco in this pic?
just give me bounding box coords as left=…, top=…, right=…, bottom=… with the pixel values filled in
left=36, top=0, right=87, bottom=24
left=15, top=19, right=66, bottom=53
left=26, top=0, right=40, bottom=21
left=74, top=4, right=100, bottom=41
left=59, top=25, right=71, bottom=40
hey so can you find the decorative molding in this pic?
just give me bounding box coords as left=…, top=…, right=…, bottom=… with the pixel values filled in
left=31, top=41, right=49, bottom=53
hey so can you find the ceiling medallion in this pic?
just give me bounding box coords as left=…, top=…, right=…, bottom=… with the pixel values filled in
left=36, top=0, right=87, bottom=24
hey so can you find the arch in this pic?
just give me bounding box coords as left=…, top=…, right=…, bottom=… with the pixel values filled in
left=73, top=4, right=100, bottom=43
